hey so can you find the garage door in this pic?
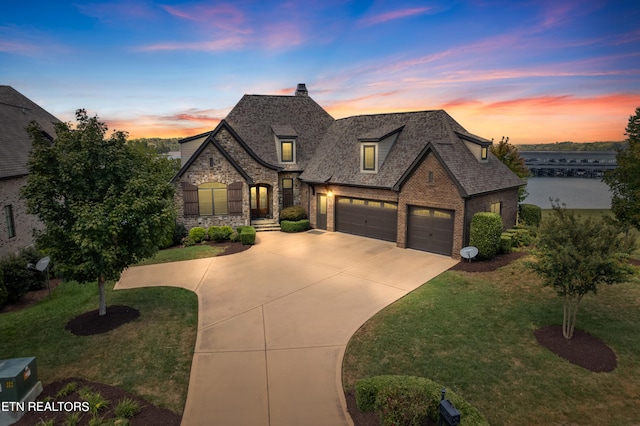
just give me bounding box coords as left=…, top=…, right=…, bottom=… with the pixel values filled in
left=407, top=206, right=454, bottom=256
left=335, top=197, right=398, bottom=242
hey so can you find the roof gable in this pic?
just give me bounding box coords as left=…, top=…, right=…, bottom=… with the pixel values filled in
left=0, top=86, right=60, bottom=179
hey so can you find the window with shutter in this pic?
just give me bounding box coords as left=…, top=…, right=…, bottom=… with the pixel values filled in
left=181, top=182, right=199, bottom=216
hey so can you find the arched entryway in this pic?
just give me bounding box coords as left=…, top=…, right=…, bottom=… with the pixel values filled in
left=250, top=184, right=272, bottom=219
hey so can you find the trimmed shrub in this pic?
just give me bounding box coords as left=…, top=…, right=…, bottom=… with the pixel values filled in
left=500, top=233, right=512, bottom=254
left=188, top=226, right=207, bottom=243
left=172, top=223, right=188, bottom=246
left=0, top=269, right=7, bottom=309
left=229, top=231, right=241, bottom=243
left=519, top=204, right=542, bottom=227
left=0, top=247, right=46, bottom=304
left=236, top=226, right=256, bottom=245
left=356, top=375, right=489, bottom=426
left=208, top=226, right=234, bottom=242
left=279, top=205, right=308, bottom=222
left=469, top=212, right=503, bottom=260
left=280, top=220, right=311, bottom=233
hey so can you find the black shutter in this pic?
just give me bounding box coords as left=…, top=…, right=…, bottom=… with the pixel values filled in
left=228, top=182, right=243, bottom=215
left=181, top=182, right=199, bottom=216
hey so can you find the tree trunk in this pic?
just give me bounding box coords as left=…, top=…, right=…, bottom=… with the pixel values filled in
left=98, top=275, right=107, bottom=316
left=562, top=295, right=580, bottom=339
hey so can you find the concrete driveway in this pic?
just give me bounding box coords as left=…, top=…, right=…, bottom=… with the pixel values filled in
left=115, top=230, right=457, bottom=426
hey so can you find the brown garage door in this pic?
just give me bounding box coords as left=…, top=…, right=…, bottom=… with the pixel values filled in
left=335, top=197, right=398, bottom=242
left=407, top=206, right=454, bottom=256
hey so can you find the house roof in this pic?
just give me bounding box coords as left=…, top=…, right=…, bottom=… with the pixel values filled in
left=224, top=93, right=334, bottom=170
left=0, top=86, right=60, bottom=180
left=299, top=110, right=523, bottom=197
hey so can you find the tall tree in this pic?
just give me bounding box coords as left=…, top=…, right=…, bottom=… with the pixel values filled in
left=530, top=201, right=635, bottom=339
left=22, top=109, right=176, bottom=315
left=491, top=136, right=530, bottom=202
left=603, top=107, right=640, bottom=230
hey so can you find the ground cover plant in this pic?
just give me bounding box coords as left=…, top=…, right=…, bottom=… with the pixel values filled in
left=0, top=279, right=197, bottom=416
left=343, top=254, right=640, bottom=425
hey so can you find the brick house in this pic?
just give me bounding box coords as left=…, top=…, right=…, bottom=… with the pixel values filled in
left=0, top=86, right=60, bottom=257
left=173, top=84, right=523, bottom=259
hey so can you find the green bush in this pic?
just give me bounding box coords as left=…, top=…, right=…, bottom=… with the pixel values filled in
left=181, top=236, right=196, bottom=247
left=208, top=226, right=234, bottom=242
left=356, top=375, right=489, bottom=426
left=469, top=212, right=503, bottom=260
left=280, top=220, right=311, bottom=233
left=188, top=226, right=207, bottom=243
left=279, top=205, right=308, bottom=222
left=0, top=247, right=46, bottom=304
left=229, top=231, right=240, bottom=243
left=0, top=269, right=7, bottom=309
left=519, top=204, right=542, bottom=227
left=114, top=398, right=141, bottom=418
left=172, top=223, right=188, bottom=246
left=236, top=226, right=256, bottom=245
left=500, top=234, right=512, bottom=254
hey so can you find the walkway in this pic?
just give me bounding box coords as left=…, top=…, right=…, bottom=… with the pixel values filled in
left=115, top=231, right=457, bottom=425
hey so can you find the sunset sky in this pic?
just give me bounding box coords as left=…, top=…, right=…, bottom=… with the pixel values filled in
left=2, top=0, right=639, bottom=144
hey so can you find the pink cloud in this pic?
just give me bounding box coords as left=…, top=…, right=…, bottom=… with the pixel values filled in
left=161, top=3, right=249, bottom=33
left=359, top=7, right=432, bottom=26
left=138, top=37, right=244, bottom=51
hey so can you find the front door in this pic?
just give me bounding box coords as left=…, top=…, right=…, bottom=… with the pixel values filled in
left=316, top=193, right=327, bottom=230
left=250, top=185, right=270, bottom=218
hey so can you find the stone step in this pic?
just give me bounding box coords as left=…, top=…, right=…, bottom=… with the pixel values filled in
left=251, top=220, right=281, bottom=232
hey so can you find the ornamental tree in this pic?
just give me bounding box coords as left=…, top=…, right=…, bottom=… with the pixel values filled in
left=530, top=201, right=635, bottom=339
left=21, top=109, right=176, bottom=315
left=491, top=136, right=529, bottom=202
left=603, top=107, right=640, bottom=230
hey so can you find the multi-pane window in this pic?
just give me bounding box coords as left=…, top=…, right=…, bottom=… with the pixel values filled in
left=198, top=182, right=228, bottom=215
left=4, top=205, right=15, bottom=238
left=362, top=145, right=376, bottom=171
left=281, top=141, right=294, bottom=162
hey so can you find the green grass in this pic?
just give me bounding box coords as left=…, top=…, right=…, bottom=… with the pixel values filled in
left=343, top=256, right=640, bottom=425
left=134, top=244, right=224, bottom=265
left=0, top=280, right=198, bottom=414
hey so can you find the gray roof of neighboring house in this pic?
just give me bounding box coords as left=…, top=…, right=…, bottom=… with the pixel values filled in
left=299, top=110, right=524, bottom=197
left=0, top=86, right=60, bottom=179
left=224, top=93, right=334, bottom=170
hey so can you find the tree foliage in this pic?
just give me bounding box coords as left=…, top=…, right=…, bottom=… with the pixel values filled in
left=490, top=136, right=530, bottom=201
left=530, top=201, right=635, bottom=339
left=603, top=107, right=640, bottom=230
left=21, top=109, right=176, bottom=315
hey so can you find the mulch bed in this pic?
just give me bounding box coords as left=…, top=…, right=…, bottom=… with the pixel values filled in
left=448, top=250, right=527, bottom=273
left=204, top=240, right=252, bottom=256
left=65, top=305, right=141, bottom=336
left=13, top=377, right=180, bottom=426
left=535, top=325, right=617, bottom=372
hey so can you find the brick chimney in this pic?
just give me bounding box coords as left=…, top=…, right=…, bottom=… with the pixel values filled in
left=295, top=83, right=308, bottom=96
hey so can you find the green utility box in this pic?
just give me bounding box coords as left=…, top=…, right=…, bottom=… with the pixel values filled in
left=0, top=357, right=38, bottom=402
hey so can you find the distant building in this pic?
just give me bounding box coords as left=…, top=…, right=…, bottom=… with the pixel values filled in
left=520, top=151, right=617, bottom=178
left=0, top=86, right=60, bottom=256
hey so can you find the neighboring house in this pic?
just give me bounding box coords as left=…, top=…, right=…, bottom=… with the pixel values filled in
left=0, top=86, right=59, bottom=257
left=173, top=84, right=524, bottom=259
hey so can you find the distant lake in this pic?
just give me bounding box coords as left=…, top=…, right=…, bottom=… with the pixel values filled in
left=523, top=177, right=612, bottom=209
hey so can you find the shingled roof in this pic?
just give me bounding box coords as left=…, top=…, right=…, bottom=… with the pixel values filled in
left=299, top=110, right=523, bottom=197
left=0, top=86, right=60, bottom=179
left=224, top=93, right=334, bottom=170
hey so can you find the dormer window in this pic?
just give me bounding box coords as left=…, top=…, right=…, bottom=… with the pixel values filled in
left=280, top=140, right=295, bottom=163
left=361, top=143, right=378, bottom=172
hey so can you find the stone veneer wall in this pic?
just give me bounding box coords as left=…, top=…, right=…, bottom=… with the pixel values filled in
left=174, top=129, right=280, bottom=229
left=0, top=176, right=42, bottom=257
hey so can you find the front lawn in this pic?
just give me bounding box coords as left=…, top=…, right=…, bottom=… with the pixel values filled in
left=0, top=279, right=198, bottom=415
left=343, top=256, right=640, bottom=425
left=134, top=244, right=225, bottom=265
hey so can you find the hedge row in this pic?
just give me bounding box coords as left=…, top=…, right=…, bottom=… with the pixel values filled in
left=280, top=220, right=311, bottom=233
left=356, top=375, right=489, bottom=426
left=182, top=225, right=256, bottom=246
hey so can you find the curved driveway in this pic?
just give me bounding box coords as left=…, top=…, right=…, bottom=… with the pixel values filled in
left=115, top=231, right=457, bottom=425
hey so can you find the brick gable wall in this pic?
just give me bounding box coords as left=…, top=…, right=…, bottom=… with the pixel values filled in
left=0, top=176, right=42, bottom=256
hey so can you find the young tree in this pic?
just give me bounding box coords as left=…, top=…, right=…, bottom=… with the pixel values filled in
left=491, top=136, right=530, bottom=202
left=603, top=107, right=640, bottom=230
left=530, top=201, right=635, bottom=339
left=22, top=109, right=176, bottom=315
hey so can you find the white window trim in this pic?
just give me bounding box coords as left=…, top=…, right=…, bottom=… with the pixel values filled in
left=361, top=143, right=378, bottom=173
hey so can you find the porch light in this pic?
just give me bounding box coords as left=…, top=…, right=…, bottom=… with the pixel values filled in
left=327, top=190, right=333, bottom=197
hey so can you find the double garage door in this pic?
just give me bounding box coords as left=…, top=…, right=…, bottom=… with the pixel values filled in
left=335, top=197, right=398, bottom=242
left=407, top=206, right=455, bottom=256
left=335, top=198, right=455, bottom=256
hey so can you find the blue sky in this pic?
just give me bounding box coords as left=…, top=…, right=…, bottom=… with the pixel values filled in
left=2, top=0, right=639, bottom=143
